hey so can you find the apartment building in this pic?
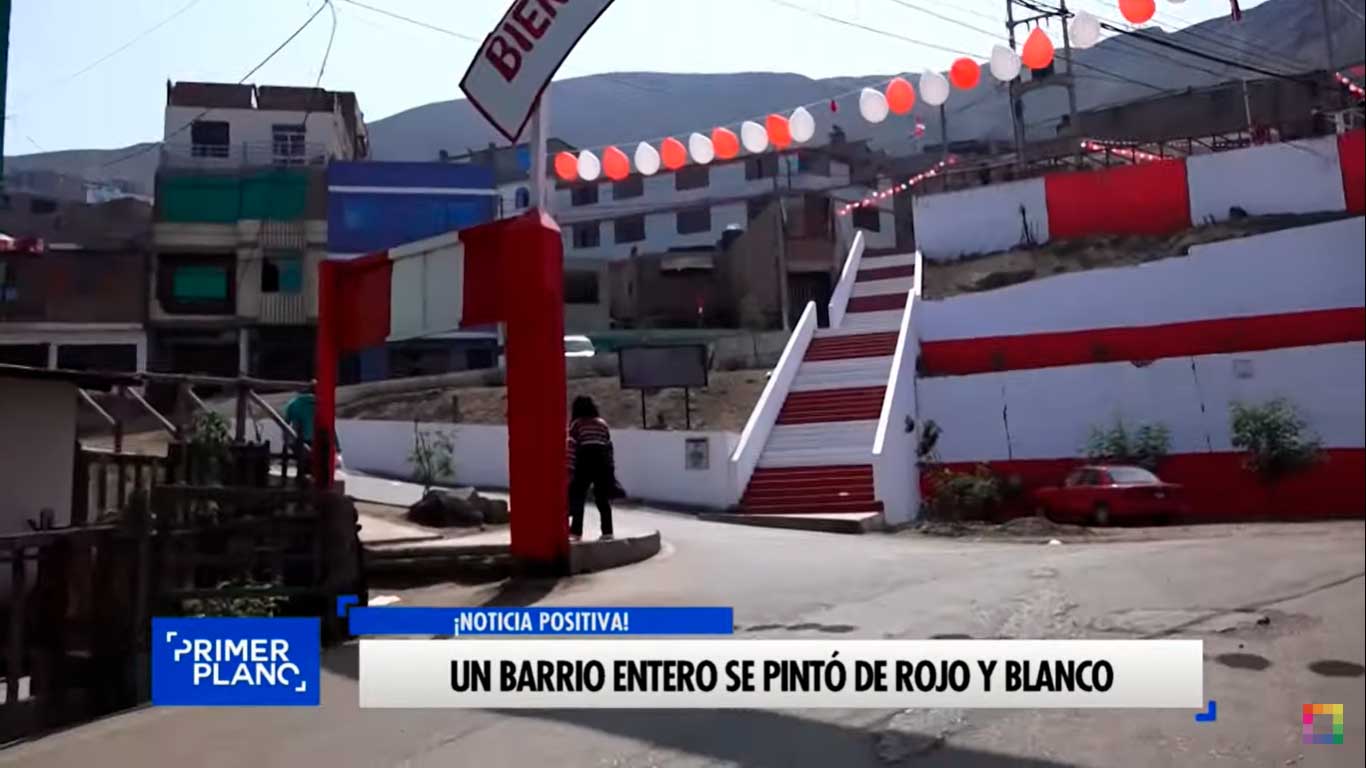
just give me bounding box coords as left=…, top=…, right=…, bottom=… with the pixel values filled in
left=149, top=82, right=367, bottom=380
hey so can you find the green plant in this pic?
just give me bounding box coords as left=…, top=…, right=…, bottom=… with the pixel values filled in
left=925, top=465, right=1002, bottom=522
left=409, top=421, right=456, bottom=490
left=1085, top=418, right=1171, bottom=471
left=1230, top=397, right=1322, bottom=482
left=188, top=410, right=233, bottom=482
left=181, top=580, right=288, bottom=618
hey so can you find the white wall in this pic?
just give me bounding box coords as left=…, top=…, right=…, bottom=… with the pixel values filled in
left=918, top=217, right=1366, bottom=341
left=913, top=177, right=1049, bottom=261
left=332, top=419, right=742, bottom=510
left=919, top=342, right=1366, bottom=462
left=1187, top=135, right=1345, bottom=225
left=163, top=105, right=355, bottom=164
left=834, top=184, right=897, bottom=252
left=0, top=378, right=76, bottom=533
left=872, top=293, right=921, bottom=524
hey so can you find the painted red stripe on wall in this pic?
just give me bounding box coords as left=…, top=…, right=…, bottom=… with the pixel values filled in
left=920, top=307, right=1366, bottom=376
left=1339, top=129, right=1365, bottom=215
left=1044, top=158, right=1191, bottom=241
left=923, top=449, right=1365, bottom=522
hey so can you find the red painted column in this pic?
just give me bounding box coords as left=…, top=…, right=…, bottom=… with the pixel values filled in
left=313, top=259, right=339, bottom=490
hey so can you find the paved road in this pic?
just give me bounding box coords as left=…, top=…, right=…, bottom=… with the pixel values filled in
left=4, top=510, right=1362, bottom=768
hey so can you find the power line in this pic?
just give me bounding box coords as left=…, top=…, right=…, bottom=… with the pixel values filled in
left=317, top=0, right=339, bottom=87
left=98, top=2, right=333, bottom=169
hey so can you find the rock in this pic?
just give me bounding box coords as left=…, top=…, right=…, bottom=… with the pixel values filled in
left=471, top=492, right=511, bottom=525
left=407, top=489, right=485, bottom=528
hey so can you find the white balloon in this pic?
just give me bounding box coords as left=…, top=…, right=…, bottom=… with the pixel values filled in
left=740, top=120, right=769, bottom=154
left=688, top=132, right=715, bottom=164
left=577, top=150, right=601, bottom=182
left=1070, top=10, right=1101, bottom=49
left=789, top=106, right=816, bottom=144
left=920, top=69, right=950, bottom=107
left=634, top=142, right=660, bottom=176
left=989, top=44, right=1021, bottom=82
left=858, top=87, right=889, bottom=124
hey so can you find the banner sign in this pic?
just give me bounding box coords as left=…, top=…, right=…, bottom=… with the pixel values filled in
left=460, top=0, right=617, bottom=142
left=348, top=606, right=735, bottom=637
left=152, top=618, right=320, bottom=707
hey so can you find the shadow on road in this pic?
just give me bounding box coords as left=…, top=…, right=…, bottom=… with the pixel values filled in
left=496, top=709, right=1079, bottom=768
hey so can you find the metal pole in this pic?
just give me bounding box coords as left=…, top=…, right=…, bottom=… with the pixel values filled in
left=772, top=171, right=792, bottom=332
left=1319, top=0, right=1337, bottom=72
left=939, top=104, right=949, bottom=161
left=1006, top=0, right=1025, bottom=161
left=1241, top=79, right=1254, bottom=137
left=0, top=0, right=9, bottom=183
left=1058, top=0, right=1081, bottom=139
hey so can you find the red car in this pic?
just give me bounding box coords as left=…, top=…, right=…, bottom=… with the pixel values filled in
left=1033, top=465, right=1189, bottom=526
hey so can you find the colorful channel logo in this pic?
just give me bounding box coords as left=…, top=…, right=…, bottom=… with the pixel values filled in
left=1303, top=703, right=1344, bottom=745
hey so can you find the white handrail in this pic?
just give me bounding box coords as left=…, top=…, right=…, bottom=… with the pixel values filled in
left=827, top=231, right=866, bottom=329
left=872, top=291, right=916, bottom=457
left=728, top=301, right=819, bottom=503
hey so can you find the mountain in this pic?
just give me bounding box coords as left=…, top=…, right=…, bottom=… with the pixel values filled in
left=6, top=0, right=1361, bottom=194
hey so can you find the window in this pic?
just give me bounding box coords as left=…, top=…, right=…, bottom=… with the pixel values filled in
left=261, top=252, right=303, bottom=294
left=1107, top=467, right=1160, bottom=485
left=852, top=206, right=882, bottom=232
left=797, top=150, right=830, bottom=176
left=29, top=197, right=58, bottom=214
left=613, top=176, right=643, bottom=200
left=272, top=123, right=306, bottom=164
left=614, top=215, right=645, bottom=244
left=676, top=206, right=712, bottom=235
left=514, top=186, right=531, bottom=209
left=190, top=120, right=230, bottom=158
left=158, top=254, right=235, bottom=315
left=571, top=184, right=599, bottom=206
left=746, top=198, right=769, bottom=221
left=675, top=165, right=709, bottom=191
left=571, top=222, right=601, bottom=249
left=745, top=155, right=778, bottom=180
left=564, top=270, right=600, bottom=304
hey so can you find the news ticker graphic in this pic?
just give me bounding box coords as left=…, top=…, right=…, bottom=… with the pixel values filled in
left=359, top=639, right=1204, bottom=709
left=344, top=606, right=734, bottom=636
left=152, top=618, right=320, bottom=706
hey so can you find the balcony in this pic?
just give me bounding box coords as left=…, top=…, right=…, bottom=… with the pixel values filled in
left=159, top=141, right=333, bottom=171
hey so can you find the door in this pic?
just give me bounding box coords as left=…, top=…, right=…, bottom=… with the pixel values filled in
left=788, top=272, right=832, bottom=328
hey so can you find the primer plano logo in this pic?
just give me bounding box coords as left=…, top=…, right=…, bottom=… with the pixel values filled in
left=152, top=618, right=320, bottom=706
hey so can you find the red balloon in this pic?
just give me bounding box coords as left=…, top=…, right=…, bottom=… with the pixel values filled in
left=712, top=128, right=740, bottom=160
left=829, top=99, right=839, bottom=112
left=886, top=77, right=916, bottom=115
left=1119, top=0, right=1155, bottom=24
left=1021, top=28, right=1055, bottom=70
left=602, top=146, right=630, bottom=181
left=949, top=58, right=981, bottom=90
left=553, top=151, right=578, bottom=181
left=766, top=114, right=793, bottom=149
left=661, top=137, right=688, bottom=170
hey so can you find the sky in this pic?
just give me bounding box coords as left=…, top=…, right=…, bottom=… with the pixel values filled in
left=6, top=0, right=1275, bottom=154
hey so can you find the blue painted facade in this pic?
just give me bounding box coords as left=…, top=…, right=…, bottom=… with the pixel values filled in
left=326, top=162, right=498, bottom=255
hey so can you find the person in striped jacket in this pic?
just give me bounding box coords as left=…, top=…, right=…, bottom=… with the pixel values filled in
left=567, top=396, right=618, bottom=541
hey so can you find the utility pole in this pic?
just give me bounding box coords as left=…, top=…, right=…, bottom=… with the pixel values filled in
left=772, top=163, right=791, bottom=332
left=0, top=0, right=11, bottom=183
left=1318, top=0, right=1337, bottom=72
left=1005, top=0, right=1081, bottom=163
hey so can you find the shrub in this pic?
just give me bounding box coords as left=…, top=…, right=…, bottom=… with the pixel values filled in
left=409, top=422, right=456, bottom=490
left=188, top=411, right=233, bottom=482
left=182, top=580, right=288, bottom=618
left=1085, top=418, right=1171, bottom=471
left=925, top=465, right=1001, bottom=522
left=1230, top=397, right=1322, bottom=482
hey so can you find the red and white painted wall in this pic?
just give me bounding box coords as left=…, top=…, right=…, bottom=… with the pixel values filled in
left=913, top=129, right=1365, bottom=261
left=913, top=216, right=1366, bottom=521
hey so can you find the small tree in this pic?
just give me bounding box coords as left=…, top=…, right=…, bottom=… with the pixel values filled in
left=925, top=465, right=1001, bottom=522
left=1085, top=418, right=1171, bottom=471
left=1230, top=397, right=1322, bottom=483
left=409, top=422, right=456, bottom=491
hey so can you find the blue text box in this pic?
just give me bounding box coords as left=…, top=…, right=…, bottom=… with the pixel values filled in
left=347, top=607, right=734, bottom=636
left=152, top=618, right=320, bottom=706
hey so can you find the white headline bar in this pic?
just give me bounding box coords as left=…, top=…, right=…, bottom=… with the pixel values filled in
left=360, top=639, right=1203, bottom=709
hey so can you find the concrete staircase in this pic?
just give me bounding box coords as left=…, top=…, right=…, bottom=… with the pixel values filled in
left=728, top=247, right=915, bottom=532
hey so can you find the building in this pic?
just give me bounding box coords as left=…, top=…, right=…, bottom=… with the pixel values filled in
left=0, top=193, right=152, bottom=371
left=149, top=82, right=367, bottom=380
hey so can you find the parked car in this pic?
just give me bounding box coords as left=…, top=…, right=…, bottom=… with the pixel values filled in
left=1033, top=465, right=1189, bottom=526
left=564, top=335, right=596, bottom=358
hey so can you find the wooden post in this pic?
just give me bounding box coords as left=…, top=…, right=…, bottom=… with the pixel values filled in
left=7, top=547, right=27, bottom=710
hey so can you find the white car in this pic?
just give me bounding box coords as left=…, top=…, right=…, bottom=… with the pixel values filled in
left=564, top=335, right=596, bottom=358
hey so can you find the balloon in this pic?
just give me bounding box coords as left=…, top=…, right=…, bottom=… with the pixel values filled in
left=602, top=146, right=630, bottom=181
left=1021, top=28, right=1055, bottom=70
left=766, top=113, right=793, bottom=149
left=576, top=150, right=601, bottom=182
left=789, top=106, right=815, bottom=143
left=740, top=120, right=769, bottom=153
left=886, top=77, right=915, bottom=115
left=687, top=132, right=715, bottom=165
left=553, top=151, right=578, bottom=181
left=829, top=99, right=838, bottom=112
left=712, top=127, right=740, bottom=159
left=950, top=58, right=981, bottom=90
left=1119, top=0, right=1155, bottom=24
left=920, top=69, right=950, bottom=107
left=634, top=142, right=661, bottom=176
left=661, top=137, right=687, bottom=171
left=1070, top=10, right=1101, bottom=49
left=990, top=44, right=1021, bottom=82
left=858, top=87, right=889, bottom=124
